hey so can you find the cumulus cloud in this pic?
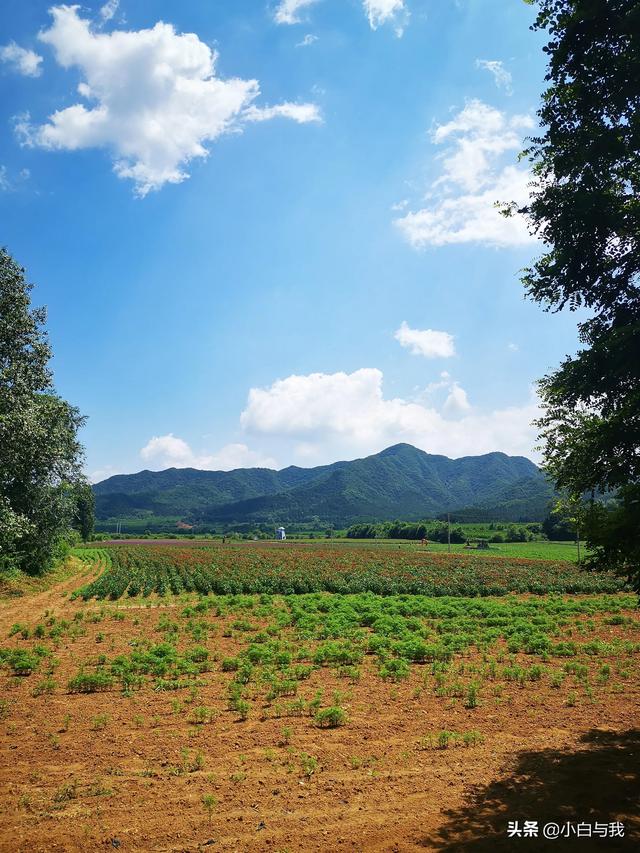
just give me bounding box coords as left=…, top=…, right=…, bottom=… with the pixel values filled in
left=395, top=99, right=535, bottom=248
left=0, top=42, right=43, bottom=77
left=17, top=6, right=318, bottom=195
left=241, top=368, right=540, bottom=461
left=394, top=321, right=455, bottom=358
left=476, top=59, right=513, bottom=94
left=140, top=434, right=277, bottom=471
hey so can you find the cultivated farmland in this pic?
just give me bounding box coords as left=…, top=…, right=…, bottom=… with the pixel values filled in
left=0, top=543, right=638, bottom=851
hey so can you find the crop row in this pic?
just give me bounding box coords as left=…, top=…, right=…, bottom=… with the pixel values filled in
left=72, top=543, right=625, bottom=600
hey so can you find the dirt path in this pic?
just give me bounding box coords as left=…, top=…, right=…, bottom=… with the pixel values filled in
left=0, top=558, right=101, bottom=632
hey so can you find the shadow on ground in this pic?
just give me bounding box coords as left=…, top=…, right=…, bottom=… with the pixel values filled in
left=424, top=729, right=640, bottom=851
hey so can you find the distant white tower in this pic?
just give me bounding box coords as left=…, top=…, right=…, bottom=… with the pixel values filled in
left=276, top=527, right=286, bottom=541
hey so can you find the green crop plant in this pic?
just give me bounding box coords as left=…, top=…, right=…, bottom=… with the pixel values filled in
left=314, top=706, right=347, bottom=728
left=91, top=714, right=109, bottom=730
left=191, top=705, right=213, bottom=724
left=464, top=682, right=479, bottom=709
left=598, top=664, right=611, bottom=683
left=280, top=726, right=292, bottom=745
left=32, top=677, right=57, bottom=696
left=437, top=731, right=455, bottom=749
left=87, top=778, right=112, bottom=797
left=53, top=780, right=78, bottom=803
left=191, top=751, right=205, bottom=772
left=299, top=753, right=319, bottom=777
left=67, top=671, right=114, bottom=693
left=378, top=658, right=410, bottom=681
left=3, top=649, right=40, bottom=676
left=550, top=671, right=564, bottom=689
left=235, top=699, right=250, bottom=720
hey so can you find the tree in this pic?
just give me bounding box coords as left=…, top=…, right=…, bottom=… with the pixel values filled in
left=510, top=1, right=640, bottom=590
left=542, top=511, right=576, bottom=542
left=71, top=480, right=95, bottom=542
left=0, top=248, right=85, bottom=574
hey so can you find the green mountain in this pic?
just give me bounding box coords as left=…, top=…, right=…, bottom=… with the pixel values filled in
left=93, top=443, right=553, bottom=527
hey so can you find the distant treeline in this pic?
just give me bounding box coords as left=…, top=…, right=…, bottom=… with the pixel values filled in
left=345, top=520, right=545, bottom=543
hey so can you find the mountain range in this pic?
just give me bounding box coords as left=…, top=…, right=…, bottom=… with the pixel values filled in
left=93, top=443, right=553, bottom=528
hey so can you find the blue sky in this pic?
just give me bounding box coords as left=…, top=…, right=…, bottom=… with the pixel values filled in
left=0, top=1, right=582, bottom=479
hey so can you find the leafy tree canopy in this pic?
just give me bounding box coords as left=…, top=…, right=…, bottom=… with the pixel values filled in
left=515, top=1, right=640, bottom=588
left=0, top=248, right=85, bottom=574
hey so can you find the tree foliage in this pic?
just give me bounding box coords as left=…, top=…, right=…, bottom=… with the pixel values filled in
left=0, top=248, right=85, bottom=574
left=514, top=0, right=640, bottom=588
left=71, top=480, right=95, bottom=542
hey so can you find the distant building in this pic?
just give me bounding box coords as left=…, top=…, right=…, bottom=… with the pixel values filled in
left=276, top=527, right=286, bottom=541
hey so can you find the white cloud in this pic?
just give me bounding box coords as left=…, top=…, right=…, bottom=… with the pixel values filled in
left=476, top=59, right=513, bottom=94
left=241, top=368, right=540, bottom=461
left=0, top=164, right=31, bottom=191
left=0, top=41, right=43, bottom=77
left=100, top=0, right=119, bottom=23
left=18, top=6, right=317, bottom=196
left=140, top=434, right=277, bottom=471
left=363, top=0, right=408, bottom=34
left=443, top=382, right=471, bottom=416
left=296, top=34, right=318, bottom=47
left=244, top=102, right=321, bottom=123
left=423, top=371, right=452, bottom=395
left=274, top=0, right=408, bottom=32
left=206, top=443, right=278, bottom=471
left=88, top=465, right=122, bottom=484
left=394, top=321, right=456, bottom=358
left=508, top=342, right=519, bottom=352
left=395, top=99, right=535, bottom=248
left=274, top=0, right=320, bottom=25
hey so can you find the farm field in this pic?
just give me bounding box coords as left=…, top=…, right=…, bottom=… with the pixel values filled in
left=96, top=538, right=587, bottom=563
left=73, top=542, right=619, bottom=600
left=0, top=544, right=639, bottom=852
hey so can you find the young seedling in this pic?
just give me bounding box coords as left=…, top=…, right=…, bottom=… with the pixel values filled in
left=299, top=753, right=319, bottom=778
left=464, top=683, right=479, bottom=709
left=92, top=713, right=109, bottom=730
left=202, top=793, right=217, bottom=822
left=191, top=751, right=205, bottom=772
left=279, top=726, right=292, bottom=746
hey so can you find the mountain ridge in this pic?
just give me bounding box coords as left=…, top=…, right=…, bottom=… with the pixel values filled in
left=93, top=443, right=553, bottom=526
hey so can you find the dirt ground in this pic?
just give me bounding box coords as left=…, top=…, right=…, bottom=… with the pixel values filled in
left=0, top=565, right=638, bottom=853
